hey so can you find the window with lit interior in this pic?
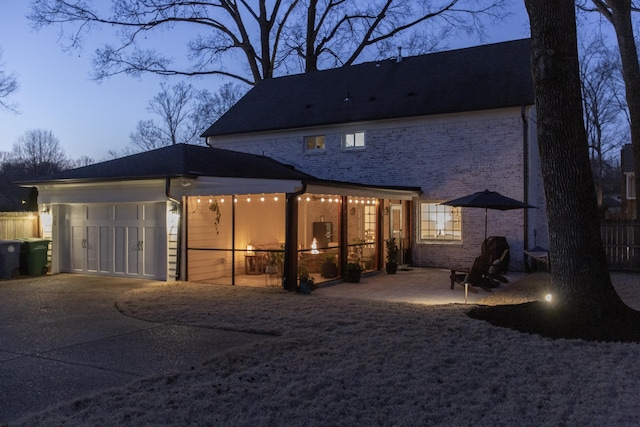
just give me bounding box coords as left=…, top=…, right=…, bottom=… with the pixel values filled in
left=420, top=202, right=461, bottom=241
left=305, top=135, right=325, bottom=151
left=343, top=131, right=365, bottom=149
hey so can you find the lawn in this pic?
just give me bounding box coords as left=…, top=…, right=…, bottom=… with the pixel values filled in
left=15, top=272, right=640, bottom=426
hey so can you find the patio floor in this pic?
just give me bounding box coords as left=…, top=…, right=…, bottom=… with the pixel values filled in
left=314, top=267, right=526, bottom=305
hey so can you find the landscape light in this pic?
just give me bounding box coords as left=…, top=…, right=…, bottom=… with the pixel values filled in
left=545, top=293, right=552, bottom=302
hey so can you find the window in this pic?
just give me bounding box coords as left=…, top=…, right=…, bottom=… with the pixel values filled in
left=364, top=205, right=376, bottom=245
left=626, top=173, right=636, bottom=200
left=305, top=135, right=325, bottom=151
left=420, top=202, right=461, bottom=241
left=343, top=131, right=365, bottom=149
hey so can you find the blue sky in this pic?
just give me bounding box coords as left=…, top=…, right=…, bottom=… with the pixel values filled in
left=0, top=2, right=531, bottom=161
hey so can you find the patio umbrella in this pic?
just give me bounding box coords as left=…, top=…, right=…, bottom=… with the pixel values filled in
left=441, top=189, right=535, bottom=240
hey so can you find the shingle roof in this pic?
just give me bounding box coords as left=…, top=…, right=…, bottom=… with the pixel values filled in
left=21, top=144, right=314, bottom=183
left=202, top=39, right=533, bottom=137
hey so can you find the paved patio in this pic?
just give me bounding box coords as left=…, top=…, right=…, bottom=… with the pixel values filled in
left=315, top=267, right=526, bottom=305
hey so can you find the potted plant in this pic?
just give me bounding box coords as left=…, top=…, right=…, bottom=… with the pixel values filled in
left=321, top=252, right=338, bottom=278
left=265, top=250, right=282, bottom=274
left=385, top=238, right=399, bottom=274
left=345, top=262, right=364, bottom=283
left=299, top=265, right=316, bottom=294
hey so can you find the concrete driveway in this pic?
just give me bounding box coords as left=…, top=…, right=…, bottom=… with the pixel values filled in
left=0, top=275, right=272, bottom=424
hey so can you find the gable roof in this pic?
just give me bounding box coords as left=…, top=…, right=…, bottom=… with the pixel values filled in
left=202, top=39, right=533, bottom=138
left=20, top=144, right=314, bottom=184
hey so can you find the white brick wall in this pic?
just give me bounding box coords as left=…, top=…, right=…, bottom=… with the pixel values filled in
left=208, top=107, right=546, bottom=271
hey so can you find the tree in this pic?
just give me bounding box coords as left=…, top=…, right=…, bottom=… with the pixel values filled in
left=129, top=81, right=245, bottom=152
left=469, top=0, right=640, bottom=342
left=8, top=129, right=69, bottom=179
left=130, top=82, right=198, bottom=150
left=579, top=37, right=628, bottom=209
left=582, top=0, right=640, bottom=220
left=191, top=82, right=246, bottom=139
left=0, top=49, right=18, bottom=112
left=528, top=0, right=629, bottom=318
left=28, top=0, right=509, bottom=85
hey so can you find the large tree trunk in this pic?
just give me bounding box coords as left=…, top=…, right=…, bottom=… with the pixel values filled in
left=524, top=0, right=626, bottom=318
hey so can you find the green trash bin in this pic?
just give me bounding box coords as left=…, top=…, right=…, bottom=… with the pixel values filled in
left=18, top=238, right=50, bottom=276
left=0, top=240, right=21, bottom=279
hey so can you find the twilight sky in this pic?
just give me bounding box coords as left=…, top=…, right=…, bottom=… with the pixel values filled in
left=0, top=2, right=532, bottom=162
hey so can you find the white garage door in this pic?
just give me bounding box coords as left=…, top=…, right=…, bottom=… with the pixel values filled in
left=60, top=203, right=167, bottom=280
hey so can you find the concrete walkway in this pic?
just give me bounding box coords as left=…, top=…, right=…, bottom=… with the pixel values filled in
left=0, top=275, right=272, bottom=424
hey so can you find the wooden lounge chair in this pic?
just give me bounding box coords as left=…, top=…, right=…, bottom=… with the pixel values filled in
left=449, top=250, right=509, bottom=293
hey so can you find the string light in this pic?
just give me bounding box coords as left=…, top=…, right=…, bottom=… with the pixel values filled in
left=197, top=197, right=201, bottom=204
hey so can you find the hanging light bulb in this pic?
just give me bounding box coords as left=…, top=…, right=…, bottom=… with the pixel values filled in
left=260, top=195, right=265, bottom=202
left=197, top=196, right=201, bottom=204
left=220, top=198, right=225, bottom=203
left=274, top=196, right=279, bottom=202
left=209, top=197, right=213, bottom=204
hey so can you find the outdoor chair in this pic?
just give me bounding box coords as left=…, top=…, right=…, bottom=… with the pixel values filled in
left=449, top=250, right=510, bottom=294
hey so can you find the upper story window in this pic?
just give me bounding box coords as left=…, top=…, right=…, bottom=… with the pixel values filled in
left=419, top=202, right=462, bottom=242
left=305, top=135, right=325, bottom=151
left=343, top=131, right=365, bottom=149
left=626, top=173, right=636, bottom=200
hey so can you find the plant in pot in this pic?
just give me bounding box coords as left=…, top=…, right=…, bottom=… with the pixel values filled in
left=385, top=237, right=399, bottom=274
left=321, top=252, right=338, bottom=278
left=345, top=262, right=364, bottom=283
left=298, top=265, right=316, bottom=294
left=265, top=250, right=283, bottom=274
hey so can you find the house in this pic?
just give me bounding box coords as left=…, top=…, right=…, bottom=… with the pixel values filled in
left=22, top=39, right=547, bottom=288
left=202, top=38, right=547, bottom=272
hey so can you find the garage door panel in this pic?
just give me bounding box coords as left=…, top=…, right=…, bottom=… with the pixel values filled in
left=114, top=226, right=126, bottom=274
left=65, top=203, right=166, bottom=280
left=128, top=227, right=140, bottom=275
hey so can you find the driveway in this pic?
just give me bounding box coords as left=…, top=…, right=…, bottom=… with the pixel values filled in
left=0, top=275, right=272, bottom=424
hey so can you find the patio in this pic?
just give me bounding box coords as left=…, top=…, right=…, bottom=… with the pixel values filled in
left=231, top=267, right=527, bottom=305
left=315, top=267, right=527, bottom=305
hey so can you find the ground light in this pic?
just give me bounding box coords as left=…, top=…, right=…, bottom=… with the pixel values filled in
left=545, top=293, right=553, bottom=302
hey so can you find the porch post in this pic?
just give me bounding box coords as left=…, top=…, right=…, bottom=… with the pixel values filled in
left=377, top=198, right=385, bottom=270
left=340, top=196, right=349, bottom=277
left=283, top=192, right=299, bottom=291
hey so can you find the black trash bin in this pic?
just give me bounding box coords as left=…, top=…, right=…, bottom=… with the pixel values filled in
left=0, top=240, right=21, bottom=279
left=18, top=238, right=50, bottom=276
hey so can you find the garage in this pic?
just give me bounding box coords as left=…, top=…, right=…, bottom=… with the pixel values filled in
left=57, top=203, right=167, bottom=280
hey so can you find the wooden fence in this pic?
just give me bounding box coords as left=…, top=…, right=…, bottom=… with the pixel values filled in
left=601, top=221, right=640, bottom=272
left=0, top=212, right=41, bottom=240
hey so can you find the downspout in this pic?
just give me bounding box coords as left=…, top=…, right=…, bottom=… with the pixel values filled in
left=283, top=182, right=307, bottom=292
left=521, top=106, right=530, bottom=270
left=166, top=177, right=183, bottom=281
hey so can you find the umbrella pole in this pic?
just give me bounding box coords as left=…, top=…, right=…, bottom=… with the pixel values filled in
left=484, top=208, right=488, bottom=242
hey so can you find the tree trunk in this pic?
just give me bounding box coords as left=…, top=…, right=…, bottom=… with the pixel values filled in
left=524, top=0, right=626, bottom=317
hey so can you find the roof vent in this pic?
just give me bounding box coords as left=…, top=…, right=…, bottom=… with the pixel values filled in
left=396, top=46, right=402, bottom=63
left=344, top=93, right=351, bottom=102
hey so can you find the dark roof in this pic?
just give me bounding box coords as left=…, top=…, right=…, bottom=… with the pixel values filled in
left=21, top=144, right=315, bottom=183
left=203, top=39, right=533, bottom=137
